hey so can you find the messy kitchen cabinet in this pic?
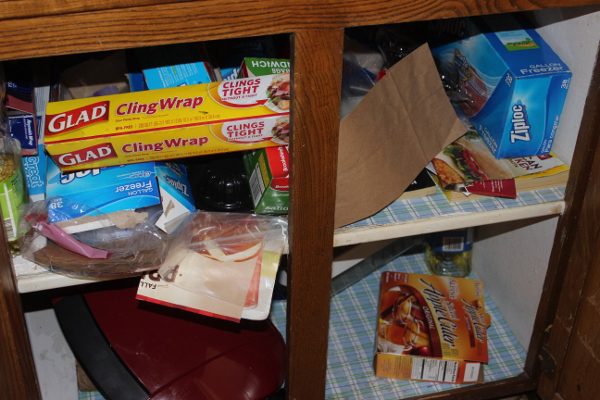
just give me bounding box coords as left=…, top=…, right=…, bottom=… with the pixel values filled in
left=0, top=1, right=599, bottom=400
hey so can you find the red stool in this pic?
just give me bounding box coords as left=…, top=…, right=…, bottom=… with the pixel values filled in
left=54, top=283, right=286, bottom=400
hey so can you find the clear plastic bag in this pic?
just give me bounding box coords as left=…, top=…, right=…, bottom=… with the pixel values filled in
left=340, top=40, right=381, bottom=118
left=20, top=201, right=169, bottom=278
left=152, top=212, right=288, bottom=321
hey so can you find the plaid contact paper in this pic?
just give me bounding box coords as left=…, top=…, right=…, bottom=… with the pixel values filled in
left=341, top=187, right=564, bottom=229
left=270, top=253, right=527, bottom=399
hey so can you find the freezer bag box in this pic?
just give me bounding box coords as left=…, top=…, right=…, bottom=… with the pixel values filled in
left=46, top=159, right=194, bottom=234
left=43, top=74, right=291, bottom=171
left=46, top=159, right=161, bottom=224
left=243, top=145, right=289, bottom=214
left=432, top=29, right=571, bottom=158
left=375, top=272, right=489, bottom=384
left=154, top=162, right=196, bottom=233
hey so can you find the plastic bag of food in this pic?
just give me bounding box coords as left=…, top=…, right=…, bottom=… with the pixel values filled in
left=141, top=212, right=287, bottom=321
left=20, top=201, right=168, bottom=278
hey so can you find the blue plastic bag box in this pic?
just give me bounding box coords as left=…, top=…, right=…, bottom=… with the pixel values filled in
left=432, top=28, right=571, bottom=158
left=46, top=160, right=161, bottom=223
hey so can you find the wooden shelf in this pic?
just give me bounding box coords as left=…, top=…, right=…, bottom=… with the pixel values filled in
left=15, top=187, right=565, bottom=294
left=14, top=255, right=106, bottom=293
left=335, top=201, right=564, bottom=248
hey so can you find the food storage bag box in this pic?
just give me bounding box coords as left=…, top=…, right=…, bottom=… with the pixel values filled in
left=154, top=162, right=196, bottom=233
left=44, top=74, right=290, bottom=171
left=239, top=58, right=291, bottom=78
left=432, top=28, right=571, bottom=158
left=375, top=272, right=489, bottom=384
left=46, top=159, right=161, bottom=224
left=243, top=145, right=289, bottom=214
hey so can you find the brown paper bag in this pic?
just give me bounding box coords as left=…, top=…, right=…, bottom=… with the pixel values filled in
left=335, top=44, right=466, bottom=228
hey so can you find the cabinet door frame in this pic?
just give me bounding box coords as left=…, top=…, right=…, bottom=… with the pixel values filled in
left=286, top=28, right=344, bottom=399
left=532, top=44, right=600, bottom=399
left=1, top=4, right=599, bottom=400
left=0, top=230, right=40, bottom=398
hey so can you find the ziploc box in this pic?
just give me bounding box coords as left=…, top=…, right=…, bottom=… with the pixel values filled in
left=432, top=28, right=571, bottom=158
left=375, top=272, right=489, bottom=383
left=243, top=145, right=289, bottom=214
left=155, top=162, right=195, bottom=233
left=46, top=158, right=161, bottom=224
left=43, top=74, right=290, bottom=172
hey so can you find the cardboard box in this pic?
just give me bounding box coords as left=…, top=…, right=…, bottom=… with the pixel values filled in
left=59, top=51, right=130, bottom=100
left=46, top=158, right=194, bottom=234
left=22, top=142, right=47, bottom=202
left=431, top=28, right=571, bottom=158
left=154, top=162, right=196, bottom=233
left=135, top=44, right=215, bottom=89
left=243, top=145, right=289, bottom=214
left=142, top=61, right=215, bottom=90
left=375, top=272, right=489, bottom=383
left=238, top=58, right=290, bottom=215
left=44, top=74, right=290, bottom=171
left=46, top=159, right=161, bottom=225
left=8, top=114, right=36, bottom=155
left=6, top=78, right=38, bottom=155
left=239, top=58, right=290, bottom=77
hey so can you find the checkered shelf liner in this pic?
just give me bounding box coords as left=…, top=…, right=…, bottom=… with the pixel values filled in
left=270, top=253, right=527, bottom=399
left=78, top=392, right=103, bottom=400
left=339, top=186, right=565, bottom=230
left=78, top=188, right=558, bottom=399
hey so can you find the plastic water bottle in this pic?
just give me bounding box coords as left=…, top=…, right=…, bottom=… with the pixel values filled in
left=424, top=228, right=473, bottom=277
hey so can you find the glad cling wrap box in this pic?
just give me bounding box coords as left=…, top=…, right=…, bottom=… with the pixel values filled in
left=375, top=272, right=489, bottom=383
left=432, top=28, right=571, bottom=158
left=43, top=74, right=290, bottom=171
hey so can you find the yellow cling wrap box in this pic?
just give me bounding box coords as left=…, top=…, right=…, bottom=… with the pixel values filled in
left=375, top=272, right=489, bottom=384
left=44, top=74, right=291, bottom=171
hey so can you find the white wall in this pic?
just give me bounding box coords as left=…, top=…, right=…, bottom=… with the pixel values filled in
left=26, top=310, right=78, bottom=400
left=473, top=217, right=558, bottom=348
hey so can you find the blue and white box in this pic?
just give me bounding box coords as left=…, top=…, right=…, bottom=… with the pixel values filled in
left=143, top=62, right=214, bottom=89
left=432, top=28, right=571, bottom=158
left=46, top=159, right=161, bottom=224
left=155, top=162, right=195, bottom=233
left=8, top=114, right=37, bottom=155
left=22, top=143, right=48, bottom=202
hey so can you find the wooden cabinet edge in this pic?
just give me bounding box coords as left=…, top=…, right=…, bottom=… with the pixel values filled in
left=0, top=229, right=40, bottom=397
left=286, top=28, right=344, bottom=400
left=2, top=1, right=600, bottom=61
left=528, top=44, right=600, bottom=398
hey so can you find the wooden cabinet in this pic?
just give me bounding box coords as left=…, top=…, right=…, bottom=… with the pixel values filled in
left=1, top=1, right=599, bottom=399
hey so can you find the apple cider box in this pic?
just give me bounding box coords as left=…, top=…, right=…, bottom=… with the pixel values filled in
left=43, top=74, right=290, bottom=171
left=375, top=272, right=489, bottom=384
